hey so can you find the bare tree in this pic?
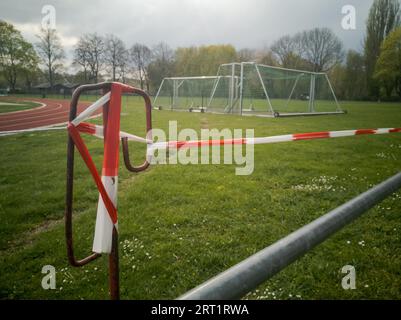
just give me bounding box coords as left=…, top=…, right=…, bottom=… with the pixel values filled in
left=299, top=28, right=344, bottom=72
left=118, top=49, right=129, bottom=83
left=256, top=49, right=278, bottom=66
left=271, top=35, right=303, bottom=68
left=147, top=42, right=175, bottom=91
left=129, top=43, right=152, bottom=90
left=237, top=48, right=257, bottom=62
left=104, top=34, right=127, bottom=81
left=35, top=27, right=65, bottom=88
left=73, top=33, right=104, bottom=83
left=73, top=38, right=90, bottom=82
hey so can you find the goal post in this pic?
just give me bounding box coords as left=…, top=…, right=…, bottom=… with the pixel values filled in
left=153, top=76, right=220, bottom=112
left=206, top=63, right=242, bottom=114
left=153, top=62, right=344, bottom=117
left=238, top=62, right=344, bottom=117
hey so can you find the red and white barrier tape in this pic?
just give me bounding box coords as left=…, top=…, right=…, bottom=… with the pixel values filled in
left=68, top=87, right=122, bottom=254
left=4, top=88, right=400, bottom=255
left=76, top=122, right=151, bottom=144
left=147, top=127, right=401, bottom=151
left=75, top=124, right=401, bottom=150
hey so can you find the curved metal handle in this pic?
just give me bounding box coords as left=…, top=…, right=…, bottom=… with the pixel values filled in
left=121, top=87, right=153, bottom=173
left=65, top=82, right=112, bottom=266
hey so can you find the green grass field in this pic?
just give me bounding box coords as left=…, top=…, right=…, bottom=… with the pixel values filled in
left=0, top=100, right=43, bottom=113
left=0, top=96, right=401, bottom=300
left=155, top=96, right=340, bottom=114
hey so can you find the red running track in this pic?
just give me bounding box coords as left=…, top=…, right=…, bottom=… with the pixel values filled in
left=0, top=98, right=94, bottom=131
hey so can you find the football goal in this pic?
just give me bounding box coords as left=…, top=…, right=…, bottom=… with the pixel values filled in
left=153, top=76, right=219, bottom=112
left=154, top=62, right=344, bottom=117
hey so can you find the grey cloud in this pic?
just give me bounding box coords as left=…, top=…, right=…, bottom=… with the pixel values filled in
left=0, top=0, right=373, bottom=55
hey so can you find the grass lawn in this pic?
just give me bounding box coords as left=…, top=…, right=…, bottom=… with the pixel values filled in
left=0, top=99, right=43, bottom=113
left=154, top=96, right=340, bottom=114
left=0, top=96, right=401, bottom=300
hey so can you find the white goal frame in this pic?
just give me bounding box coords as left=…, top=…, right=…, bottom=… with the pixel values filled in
left=153, top=62, right=344, bottom=117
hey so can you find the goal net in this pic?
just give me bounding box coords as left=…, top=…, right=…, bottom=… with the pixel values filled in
left=238, top=63, right=343, bottom=117
left=154, top=62, right=343, bottom=117
left=153, top=76, right=218, bottom=112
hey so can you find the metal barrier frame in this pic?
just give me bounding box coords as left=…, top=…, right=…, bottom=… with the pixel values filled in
left=178, top=172, right=401, bottom=300
left=65, top=82, right=152, bottom=299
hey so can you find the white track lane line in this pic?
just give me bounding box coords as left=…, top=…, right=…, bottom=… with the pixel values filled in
left=0, top=103, right=93, bottom=126
left=0, top=101, right=62, bottom=118
left=0, top=103, right=64, bottom=123
left=0, top=101, right=47, bottom=115
left=0, top=101, right=94, bottom=124
left=0, top=113, right=102, bottom=133
left=0, top=114, right=76, bottom=129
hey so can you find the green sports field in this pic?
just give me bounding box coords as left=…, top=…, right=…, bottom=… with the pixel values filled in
left=0, top=96, right=401, bottom=299
left=0, top=100, right=42, bottom=113
left=155, top=95, right=341, bottom=114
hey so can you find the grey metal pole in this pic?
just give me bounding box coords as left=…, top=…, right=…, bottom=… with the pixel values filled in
left=239, top=63, right=244, bottom=115
left=285, top=74, right=302, bottom=109
left=178, top=172, right=401, bottom=300
left=254, top=64, right=274, bottom=114
left=325, top=73, right=342, bottom=112
left=153, top=78, right=164, bottom=108
left=308, top=74, right=314, bottom=112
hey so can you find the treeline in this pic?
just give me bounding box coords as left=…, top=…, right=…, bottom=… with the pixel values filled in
left=1, top=0, right=401, bottom=100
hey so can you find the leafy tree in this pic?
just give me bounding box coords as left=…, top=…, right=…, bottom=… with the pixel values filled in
left=344, top=50, right=367, bottom=100
left=198, top=45, right=237, bottom=75
left=0, top=20, right=39, bottom=92
left=374, top=27, right=401, bottom=98
left=174, top=46, right=200, bottom=76
left=174, top=45, right=237, bottom=76
left=364, top=0, right=401, bottom=98
left=35, top=27, right=65, bottom=88
left=327, top=64, right=346, bottom=100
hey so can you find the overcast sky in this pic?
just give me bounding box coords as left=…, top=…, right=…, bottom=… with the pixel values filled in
left=1, top=0, right=373, bottom=62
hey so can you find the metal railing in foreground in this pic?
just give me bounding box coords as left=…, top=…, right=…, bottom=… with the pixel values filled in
left=178, top=172, right=401, bottom=300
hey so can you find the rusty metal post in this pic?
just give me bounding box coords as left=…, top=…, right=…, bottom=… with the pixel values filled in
left=109, top=227, right=120, bottom=300
left=100, top=86, right=120, bottom=300
left=66, top=82, right=111, bottom=267
left=66, top=83, right=153, bottom=300
left=121, top=88, right=153, bottom=172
